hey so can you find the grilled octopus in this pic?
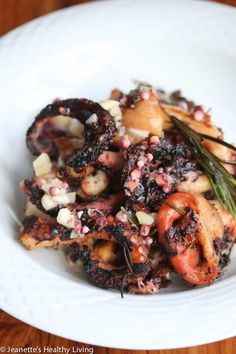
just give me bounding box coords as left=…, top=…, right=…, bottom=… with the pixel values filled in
left=20, top=212, right=170, bottom=294
left=122, top=136, right=202, bottom=212
left=26, top=98, right=117, bottom=171
left=19, top=85, right=236, bottom=294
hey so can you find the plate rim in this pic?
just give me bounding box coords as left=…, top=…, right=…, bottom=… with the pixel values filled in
left=1, top=0, right=236, bottom=349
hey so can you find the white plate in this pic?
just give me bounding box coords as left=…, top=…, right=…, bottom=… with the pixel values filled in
left=1, top=0, right=236, bottom=349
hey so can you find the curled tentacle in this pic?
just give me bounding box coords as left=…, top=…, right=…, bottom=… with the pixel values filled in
left=20, top=214, right=151, bottom=272
left=26, top=98, right=117, bottom=171
left=68, top=242, right=170, bottom=294
left=67, top=218, right=170, bottom=294
left=20, top=210, right=170, bottom=293
left=20, top=84, right=235, bottom=294
left=156, top=192, right=224, bottom=285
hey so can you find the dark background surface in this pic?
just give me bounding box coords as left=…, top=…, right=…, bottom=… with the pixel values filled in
left=1, top=1, right=236, bottom=353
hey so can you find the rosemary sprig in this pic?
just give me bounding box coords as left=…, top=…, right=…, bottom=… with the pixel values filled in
left=200, top=133, right=236, bottom=152
left=120, top=244, right=138, bottom=299
left=123, top=243, right=134, bottom=274
left=120, top=273, right=130, bottom=298
left=215, top=158, right=236, bottom=166
left=170, top=116, right=236, bottom=218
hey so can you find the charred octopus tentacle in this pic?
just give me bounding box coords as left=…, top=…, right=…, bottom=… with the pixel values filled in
left=68, top=242, right=153, bottom=292
left=20, top=213, right=154, bottom=292
left=122, top=136, right=199, bottom=212
left=68, top=237, right=170, bottom=294
left=156, top=193, right=224, bottom=285
left=66, top=219, right=154, bottom=293
left=19, top=215, right=73, bottom=250
left=26, top=99, right=117, bottom=171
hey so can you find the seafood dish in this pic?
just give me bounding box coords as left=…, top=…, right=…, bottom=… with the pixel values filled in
left=19, top=83, right=236, bottom=295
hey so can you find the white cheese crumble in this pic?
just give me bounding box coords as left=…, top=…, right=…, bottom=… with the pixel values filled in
left=41, top=194, right=58, bottom=211
left=51, top=192, right=76, bottom=204
left=135, top=211, right=155, bottom=225
left=33, top=153, right=52, bottom=176
left=41, top=191, right=76, bottom=211
left=70, top=230, right=78, bottom=239
left=57, top=208, right=75, bottom=228
left=99, top=100, right=123, bottom=130
left=99, top=100, right=119, bottom=111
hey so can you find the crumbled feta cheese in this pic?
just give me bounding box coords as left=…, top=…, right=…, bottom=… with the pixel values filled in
left=136, top=211, right=155, bottom=225
left=52, top=192, right=76, bottom=205
left=41, top=194, right=57, bottom=211
left=70, top=230, right=78, bottom=239
left=99, top=100, right=122, bottom=129
left=33, top=153, right=52, bottom=176
left=57, top=208, right=75, bottom=228
left=109, top=105, right=121, bottom=117
left=100, top=99, right=119, bottom=111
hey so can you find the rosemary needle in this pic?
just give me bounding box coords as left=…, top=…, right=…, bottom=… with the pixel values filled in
left=170, top=115, right=236, bottom=218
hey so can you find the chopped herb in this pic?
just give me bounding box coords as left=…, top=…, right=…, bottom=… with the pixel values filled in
left=170, top=116, right=236, bottom=217
left=123, top=243, right=134, bottom=274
